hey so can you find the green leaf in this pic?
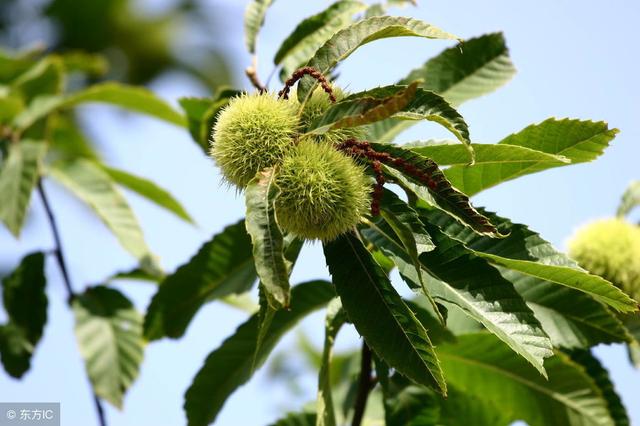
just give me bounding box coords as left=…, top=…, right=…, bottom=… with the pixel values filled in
left=437, top=333, right=616, bottom=426
left=568, top=350, right=630, bottom=426
left=362, top=222, right=553, bottom=375
left=400, top=33, right=516, bottom=107
left=422, top=208, right=633, bottom=347
left=10, top=57, right=64, bottom=102
left=245, top=168, right=290, bottom=309
left=73, top=286, right=144, bottom=409
left=244, top=0, right=275, bottom=54
left=409, top=140, right=569, bottom=167
left=183, top=281, right=335, bottom=426
left=324, top=232, right=447, bottom=394
left=0, top=252, right=47, bottom=378
left=15, top=82, right=186, bottom=131
left=368, top=142, right=500, bottom=237
left=445, top=118, right=619, bottom=195
left=102, top=165, right=194, bottom=224
left=617, top=180, right=640, bottom=218
left=297, top=16, right=460, bottom=102
left=269, top=411, right=316, bottom=426
left=48, top=159, right=155, bottom=265
left=0, top=140, right=46, bottom=237
left=307, top=83, right=419, bottom=134
left=48, top=114, right=100, bottom=160
left=275, top=1, right=366, bottom=80
left=144, top=220, right=256, bottom=340
left=317, top=298, right=347, bottom=426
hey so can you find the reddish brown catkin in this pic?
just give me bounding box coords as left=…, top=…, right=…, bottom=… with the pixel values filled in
left=337, top=139, right=440, bottom=214
left=278, top=67, right=336, bottom=103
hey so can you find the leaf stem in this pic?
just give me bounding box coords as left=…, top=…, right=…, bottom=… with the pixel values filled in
left=37, top=179, right=108, bottom=426
left=351, top=342, right=373, bottom=426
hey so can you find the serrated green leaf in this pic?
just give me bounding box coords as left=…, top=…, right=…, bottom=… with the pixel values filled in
left=184, top=281, right=335, bottom=426
left=297, top=16, right=459, bottom=102
left=617, top=180, right=640, bottom=218
left=361, top=222, right=553, bottom=376
left=276, top=1, right=366, bottom=80
left=0, top=140, right=46, bottom=237
left=307, top=83, right=418, bottom=134
left=400, top=32, right=516, bottom=107
left=368, top=142, right=500, bottom=236
left=409, top=140, right=569, bottom=167
left=144, top=220, right=256, bottom=340
left=437, top=333, right=616, bottom=426
left=568, top=350, right=630, bottom=426
left=0, top=252, right=47, bottom=378
left=73, top=286, right=144, bottom=409
left=316, top=298, right=347, bottom=426
left=324, top=232, right=447, bottom=394
left=48, top=159, right=155, bottom=265
left=15, top=82, right=186, bottom=130
left=244, top=0, right=275, bottom=54
left=422, top=207, right=633, bottom=347
left=245, top=168, right=290, bottom=309
left=445, top=118, right=619, bottom=195
left=102, top=165, right=194, bottom=224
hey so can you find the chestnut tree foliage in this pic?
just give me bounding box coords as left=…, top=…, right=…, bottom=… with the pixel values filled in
left=1, top=1, right=639, bottom=425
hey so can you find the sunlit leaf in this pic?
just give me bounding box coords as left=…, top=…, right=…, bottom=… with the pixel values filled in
left=245, top=0, right=276, bottom=54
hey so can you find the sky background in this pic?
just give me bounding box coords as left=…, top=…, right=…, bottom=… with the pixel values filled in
left=1, top=0, right=639, bottom=425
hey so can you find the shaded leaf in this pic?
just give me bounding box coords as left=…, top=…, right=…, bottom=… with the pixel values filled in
left=269, top=411, right=316, bottom=426
left=445, top=118, right=619, bottom=195
left=245, top=168, right=290, bottom=309
left=324, top=232, right=446, bottom=394
left=184, top=281, right=335, bottom=426
left=15, top=82, right=186, bottom=130
left=437, top=333, right=616, bottom=426
left=102, top=165, right=194, bottom=224
left=10, top=57, right=64, bottom=102
left=144, top=220, right=256, bottom=340
left=73, top=286, right=144, bottom=409
left=0, top=140, right=46, bottom=237
left=48, top=159, right=154, bottom=265
left=0, top=252, right=47, bottom=378
left=298, top=16, right=459, bottom=101
left=400, top=32, right=516, bottom=107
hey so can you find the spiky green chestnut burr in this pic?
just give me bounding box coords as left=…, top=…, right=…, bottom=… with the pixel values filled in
left=298, top=89, right=364, bottom=145
left=210, top=93, right=298, bottom=188
left=275, top=139, right=371, bottom=241
left=568, top=218, right=640, bottom=301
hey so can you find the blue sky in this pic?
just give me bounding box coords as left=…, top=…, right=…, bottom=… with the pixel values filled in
left=1, top=0, right=639, bottom=425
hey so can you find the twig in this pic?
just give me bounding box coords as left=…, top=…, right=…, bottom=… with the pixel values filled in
left=245, top=56, right=267, bottom=93
left=351, top=342, right=373, bottom=426
left=37, top=179, right=108, bottom=426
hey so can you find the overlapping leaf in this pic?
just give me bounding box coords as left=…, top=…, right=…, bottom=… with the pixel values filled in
left=102, top=165, right=193, bottom=224
left=444, top=118, right=619, bottom=195
left=297, top=16, right=459, bottom=101
left=184, top=281, right=335, bottom=426
left=0, top=140, right=46, bottom=237
left=275, top=1, right=366, bottom=80
left=73, top=286, right=144, bottom=409
left=617, top=180, right=640, bottom=218
left=369, top=142, right=500, bottom=236
left=324, top=232, right=447, bottom=394
left=437, top=333, right=616, bottom=426
left=245, top=168, right=290, bottom=309
left=48, top=159, right=155, bottom=265
left=144, top=220, right=256, bottom=340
